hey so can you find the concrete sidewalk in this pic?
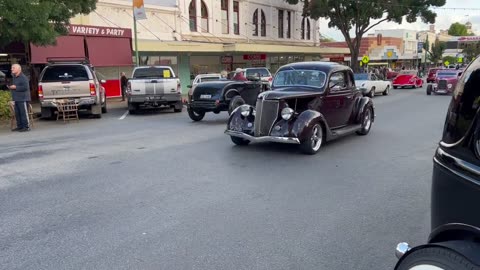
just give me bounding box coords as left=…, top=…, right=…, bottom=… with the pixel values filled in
left=30, top=97, right=128, bottom=117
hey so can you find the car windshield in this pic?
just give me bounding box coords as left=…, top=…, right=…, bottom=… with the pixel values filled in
left=429, top=69, right=439, bottom=74
left=41, top=66, right=90, bottom=82
left=437, top=72, right=457, bottom=77
left=246, top=68, right=270, bottom=77
left=273, top=69, right=326, bottom=89
left=354, top=73, right=368, bottom=80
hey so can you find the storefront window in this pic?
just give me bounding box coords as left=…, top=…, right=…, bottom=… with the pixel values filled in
left=138, top=56, right=178, bottom=76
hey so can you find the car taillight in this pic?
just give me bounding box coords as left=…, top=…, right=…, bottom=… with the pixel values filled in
left=126, top=81, right=132, bottom=95
left=268, top=77, right=273, bottom=82
left=177, top=81, right=181, bottom=94
left=38, top=85, right=44, bottom=100
left=89, top=83, right=96, bottom=96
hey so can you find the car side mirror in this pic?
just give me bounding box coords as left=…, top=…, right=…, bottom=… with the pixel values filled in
left=100, top=79, right=106, bottom=84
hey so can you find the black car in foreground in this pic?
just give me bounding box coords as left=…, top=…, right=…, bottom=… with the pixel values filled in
left=187, top=79, right=262, bottom=121
left=394, top=58, right=480, bottom=269
left=225, top=62, right=374, bottom=155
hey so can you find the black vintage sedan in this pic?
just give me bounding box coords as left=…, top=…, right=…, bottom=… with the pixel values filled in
left=394, top=57, right=480, bottom=270
left=225, top=62, right=375, bottom=155
left=187, top=79, right=263, bottom=121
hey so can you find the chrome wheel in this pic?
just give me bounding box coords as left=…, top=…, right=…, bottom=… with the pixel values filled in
left=311, top=124, right=323, bottom=151
left=363, top=109, right=372, bottom=131
left=409, top=266, right=444, bottom=270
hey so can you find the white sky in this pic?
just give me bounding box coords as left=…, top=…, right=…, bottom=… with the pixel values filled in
left=319, top=0, right=480, bottom=40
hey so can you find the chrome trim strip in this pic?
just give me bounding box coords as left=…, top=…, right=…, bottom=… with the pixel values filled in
left=225, top=130, right=300, bottom=144
left=436, top=147, right=480, bottom=177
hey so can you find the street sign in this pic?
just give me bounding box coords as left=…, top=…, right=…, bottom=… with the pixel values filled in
left=458, top=57, right=463, bottom=63
left=362, top=56, right=370, bottom=64
left=417, top=42, right=424, bottom=52
left=444, top=60, right=450, bottom=66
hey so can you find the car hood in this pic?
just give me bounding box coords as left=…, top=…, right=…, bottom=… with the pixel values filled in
left=261, top=87, right=321, bottom=100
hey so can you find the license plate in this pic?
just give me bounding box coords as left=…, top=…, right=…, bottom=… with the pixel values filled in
left=200, top=94, right=211, bottom=99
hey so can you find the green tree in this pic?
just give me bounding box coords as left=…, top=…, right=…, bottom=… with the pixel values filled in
left=462, top=44, right=480, bottom=62
left=442, top=56, right=456, bottom=65
left=448, top=22, right=472, bottom=36
left=0, top=0, right=96, bottom=47
left=429, top=40, right=446, bottom=64
left=285, top=0, right=445, bottom=72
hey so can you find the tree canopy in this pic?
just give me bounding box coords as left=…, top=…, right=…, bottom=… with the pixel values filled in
left=285, top=0, right=446, bottom=71
left=429, top=39, right=446, bottom=64
left=0, top=0, right=97, bottom=47
left=448, top=22, right=473, bottom=36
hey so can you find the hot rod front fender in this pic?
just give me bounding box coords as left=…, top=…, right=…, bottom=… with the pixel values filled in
left=292, top=110, right=331, bottom=142
left=355, top=97, right=375, bottom=124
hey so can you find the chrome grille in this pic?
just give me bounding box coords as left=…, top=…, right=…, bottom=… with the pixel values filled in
left=254, top=99, right=279, bottom=136
left=438, top=80, right=447, bottom=89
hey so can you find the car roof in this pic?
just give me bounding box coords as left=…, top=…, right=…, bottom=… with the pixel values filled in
left=278, top=61, right=349, bottom=73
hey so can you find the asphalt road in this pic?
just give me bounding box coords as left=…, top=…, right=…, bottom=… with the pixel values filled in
left=0, top=86, right=452, bottom=270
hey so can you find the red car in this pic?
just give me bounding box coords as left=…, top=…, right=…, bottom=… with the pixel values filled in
left=392, top=70, right=424, bottom=89
left=427, top=68, right=442, bottom=83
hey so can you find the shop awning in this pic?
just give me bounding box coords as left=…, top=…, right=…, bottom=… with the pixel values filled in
left=86, top=37, right=133, bottom=66
left=30, top=36, right=86, bottom=64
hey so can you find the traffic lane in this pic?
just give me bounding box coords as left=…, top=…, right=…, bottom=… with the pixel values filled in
left=0, top=91, right=450, bottom=269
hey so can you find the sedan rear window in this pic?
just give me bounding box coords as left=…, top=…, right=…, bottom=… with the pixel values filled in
left=42, top=66, right=90, bottom=82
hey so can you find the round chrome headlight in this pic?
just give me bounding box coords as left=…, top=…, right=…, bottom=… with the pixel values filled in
left=240, top=105, right=251, bottom=117
left=447, top=84, right=453, bottom=88
left=281, top=107, right=294, bottom=120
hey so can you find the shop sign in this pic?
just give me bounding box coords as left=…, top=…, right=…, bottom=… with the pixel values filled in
left=67, top=24, right=132, bottom=38
left=221, top=56, right=233, bottom=64
left=330, top=56, right=344, bottom=62
left=457, top=36, right=480, bottom=41
left=243, top=54, right=266, bottom=61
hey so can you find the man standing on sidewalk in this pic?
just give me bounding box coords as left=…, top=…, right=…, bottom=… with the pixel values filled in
left=8, top=64, right=30, bottom=132
left=120, top=72, right=128, bottom=101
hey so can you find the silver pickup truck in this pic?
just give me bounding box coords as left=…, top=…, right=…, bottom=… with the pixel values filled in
left=126, top=66, right=183, bottom=114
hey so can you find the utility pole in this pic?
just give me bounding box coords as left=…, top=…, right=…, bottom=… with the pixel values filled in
left=133, top=10, right=139, bottom=66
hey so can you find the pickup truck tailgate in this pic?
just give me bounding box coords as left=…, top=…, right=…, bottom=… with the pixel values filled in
left=131, top=79, right=178, bottom=95
left=42, top=81, right=91, bottom=99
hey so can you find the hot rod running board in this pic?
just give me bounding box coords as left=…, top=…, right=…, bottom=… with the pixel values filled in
left=225, top=124, right=363, bottom=145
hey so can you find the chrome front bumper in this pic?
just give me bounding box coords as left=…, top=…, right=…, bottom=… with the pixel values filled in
left=225, top=130, right=301, bottom=144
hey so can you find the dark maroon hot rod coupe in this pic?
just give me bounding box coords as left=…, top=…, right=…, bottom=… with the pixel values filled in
left=224, top=62, right=375, bottom=155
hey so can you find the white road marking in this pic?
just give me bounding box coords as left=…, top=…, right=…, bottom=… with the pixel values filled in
left=119, top=111, right=129, bottom=120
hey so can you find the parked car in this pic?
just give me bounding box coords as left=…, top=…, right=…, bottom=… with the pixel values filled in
left=126, top=66, right=183, bottom=114
left=228, top=68, right=273, bottom=90
left=394, top=57, right=480, bottom=270
left=354, top=73, right=391, bottom=97
left=387, top=68, right=399, bottom=80
left=244, top=68, right=273, bottom=90
left=187, top=73, right=223, bottom=95
left=427, top=68, right=442, bottom=83
left=392, top=70, right=424, bottom=89
left=38, top=58, right=107, bottom=119
left=426, top=69, right=461, bottom=95
left=187, top=77, right=263, bottom=121
left=225, top=62, right=374, bottom=155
